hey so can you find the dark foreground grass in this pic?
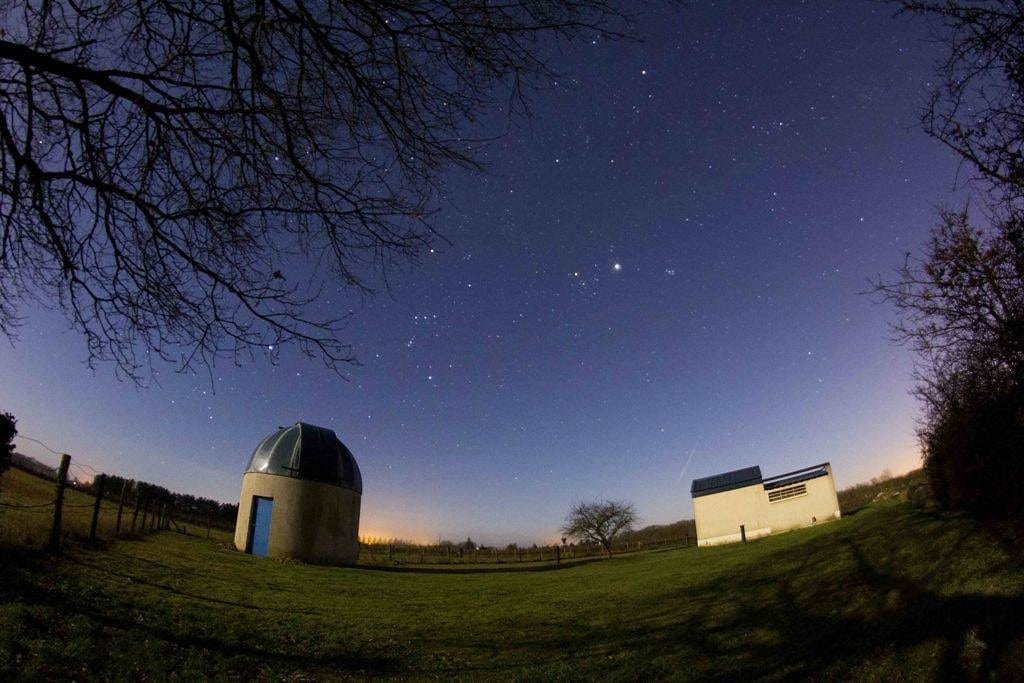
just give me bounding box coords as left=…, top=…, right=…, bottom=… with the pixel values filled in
left=2, top=501, right=1023, bottom=680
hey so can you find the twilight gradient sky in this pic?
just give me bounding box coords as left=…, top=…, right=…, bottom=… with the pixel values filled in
left=1, top=2, right=960, bottom=544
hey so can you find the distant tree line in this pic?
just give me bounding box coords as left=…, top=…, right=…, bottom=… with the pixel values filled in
left=618, top=518, right=696, bottom=546
left=5, top=435, right=237, bottom=530
left=878, top=2, right=1024, bottom=519
left=88, top=474, right=238, bottom=530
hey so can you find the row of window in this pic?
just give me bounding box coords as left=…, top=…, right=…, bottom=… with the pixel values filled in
left=767, top=482, right=807, bottom=503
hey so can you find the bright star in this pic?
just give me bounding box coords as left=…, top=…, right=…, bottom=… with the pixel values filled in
left=613, top=263, right=622, bottom=272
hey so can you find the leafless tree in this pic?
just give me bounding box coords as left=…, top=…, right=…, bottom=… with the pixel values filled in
left=874, top=207, right=1024, bottom=514
left=0, top=1, right=629, bottom=381
left=560, top=499, right=636, bottom=557
left=874, top=208, right=1024, bottom=391
left=875, top=3, right=1024, bottom=516
left=900, top=1, right=1024, bottom=200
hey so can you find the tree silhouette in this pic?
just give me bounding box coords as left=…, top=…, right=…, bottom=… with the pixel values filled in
left=561, top=500, right=636, bottom=557
left=875, top=208, right=1024, bottom=516
left=0, top=411, right=16, bottom=479
left=901, top=1, right=1024, bottom=200
left=889, top=2, right=1024, bottom=517
left=0, top=1, right=628, bottom=381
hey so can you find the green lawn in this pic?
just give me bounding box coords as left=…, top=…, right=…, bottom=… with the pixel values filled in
left=2, top=496, right=1023, bottom=680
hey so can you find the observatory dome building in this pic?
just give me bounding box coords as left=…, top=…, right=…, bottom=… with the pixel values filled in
left=234, top=422, right=362, bottom=565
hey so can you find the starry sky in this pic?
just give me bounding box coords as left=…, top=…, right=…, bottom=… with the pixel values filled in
left=1, top=2, right=962, bottom=544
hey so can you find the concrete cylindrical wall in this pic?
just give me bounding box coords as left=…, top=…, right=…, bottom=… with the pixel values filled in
left=234, top=472, right=361, bottom=565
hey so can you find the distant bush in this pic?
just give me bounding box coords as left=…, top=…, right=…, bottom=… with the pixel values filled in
left=919, top=374, right=1024, bottom=518
left=837, top=469, right=929, bottom=515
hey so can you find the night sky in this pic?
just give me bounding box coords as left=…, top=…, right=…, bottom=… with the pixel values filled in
left=1, top=2, right=960, bottom=544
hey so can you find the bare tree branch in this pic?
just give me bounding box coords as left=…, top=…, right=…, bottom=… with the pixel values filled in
left=0, top=0, right=632, bottom=382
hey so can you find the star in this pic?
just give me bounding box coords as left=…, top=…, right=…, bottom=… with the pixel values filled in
left=613, top=263, right=622, bottom=272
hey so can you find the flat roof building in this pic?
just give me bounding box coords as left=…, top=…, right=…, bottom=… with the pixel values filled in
left=691, top=462, right=840, bottom=547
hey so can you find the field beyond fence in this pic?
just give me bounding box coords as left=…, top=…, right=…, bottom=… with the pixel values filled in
left=1, top=460, right=694, bottom=567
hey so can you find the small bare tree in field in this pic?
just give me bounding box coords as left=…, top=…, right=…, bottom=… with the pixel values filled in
left=561, top=500, right=636, bottom=558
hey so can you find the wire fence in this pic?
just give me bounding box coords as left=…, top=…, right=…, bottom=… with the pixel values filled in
left=358, top=533, right=695, bottom=567
left=0, top=445, right=232, bottom=551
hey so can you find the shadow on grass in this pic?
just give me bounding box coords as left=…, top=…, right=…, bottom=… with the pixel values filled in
left=418, top=507, right=1024, bottom=679
left=4, top=505, right=1023, bottom=679
left=62, top=553, right=324, bottom=615
left=353, top=556, right=607, bottom=574
left=0, top=548, right=399, bottom=676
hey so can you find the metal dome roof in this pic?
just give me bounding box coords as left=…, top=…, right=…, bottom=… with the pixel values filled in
left=245, top=422, right=362, bottom=493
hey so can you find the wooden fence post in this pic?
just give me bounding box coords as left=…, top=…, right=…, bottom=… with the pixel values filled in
left=115, top=480, right=129, bottom=534
left=48, top=454, right=71, bottom=552
left=130, top=492, right=141, bottom=532
left=140, top=498, right=149, bottom=532
left=89, top=473, right=107, bottom=543
left=556, top=545, right=561, bottom=564
left=206, top=513, right=212, bottom=539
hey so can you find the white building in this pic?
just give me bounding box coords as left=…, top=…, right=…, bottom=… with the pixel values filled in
left=691, top=463, right=841, bottom=547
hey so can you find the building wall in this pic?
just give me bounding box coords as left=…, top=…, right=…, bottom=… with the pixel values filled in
left=761, top=469, right=841, bottom=535
left=233, top=472, right=361, bottom=565
left=694, top=465, right=841, bottom=547
left=694, top=484, right=772, bottom=546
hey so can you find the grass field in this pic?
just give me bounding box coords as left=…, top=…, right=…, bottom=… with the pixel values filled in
left=2, top=478, right=1024, bottom=681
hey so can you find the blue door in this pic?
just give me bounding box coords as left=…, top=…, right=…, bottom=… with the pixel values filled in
left=249, top=496, right=273, bottom=557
